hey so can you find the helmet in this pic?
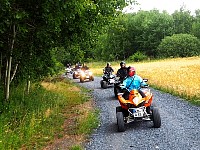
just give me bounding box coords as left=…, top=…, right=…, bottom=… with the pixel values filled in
left=120, top=61, right=126, bottom=67
left=127, top=66, right=136, bottom=77
left=107, top=62, right=111, bottom=67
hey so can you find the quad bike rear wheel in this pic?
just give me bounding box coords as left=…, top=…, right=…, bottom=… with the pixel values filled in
left=117, top=112, right=125, bottom=132
left=152, top=107, right=161, bottom=128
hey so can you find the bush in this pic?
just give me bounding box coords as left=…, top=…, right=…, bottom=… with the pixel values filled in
left=157, top=34, right=200, bottom=58
left=128, top=51, right=148, bottom=62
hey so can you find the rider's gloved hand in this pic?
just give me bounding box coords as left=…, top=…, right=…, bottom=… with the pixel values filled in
left=123, top=103, right=127, bottom=106
left=141, top=84, right=149, bottom=88
left=122, top=88, right=127, bottom=93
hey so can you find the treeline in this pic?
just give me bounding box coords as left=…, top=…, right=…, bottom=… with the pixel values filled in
left=94, top=7, right=200, bottom=61
left=0, top=0, right=128, bottom=102
left=1, top=1, right=200, bottom=102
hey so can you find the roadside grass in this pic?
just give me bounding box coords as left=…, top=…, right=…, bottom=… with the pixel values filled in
left=0, top=77, right=99, bottom=150
left=88, top=56, right=200, bottom=106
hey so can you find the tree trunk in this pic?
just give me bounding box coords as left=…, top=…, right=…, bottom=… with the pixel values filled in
left=10, top=63, right=18, bottom=83
left=0, top=52, right=2, bottom=82
left=26, top=76, right=31, bottom=94
left=5, top=53, right=12, bottom=101
left=5, top=24, right=16, bottom=101
left=4, top=60, right=8, bottom=97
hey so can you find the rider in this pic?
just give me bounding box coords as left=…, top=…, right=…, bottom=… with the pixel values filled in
left=116, top=61, right=128, bottom=82
left=120, top=66, right=147, bottom=99
left=81, top=63, right=89, bottom=71
left=66, top=63, right=71, bottom=68
left=104, top=62, right=114, bottom=74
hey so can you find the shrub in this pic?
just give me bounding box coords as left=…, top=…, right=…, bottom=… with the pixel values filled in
left=128, top=51, right=148, bottom=62
left=157, top=34, right=200, bottom=58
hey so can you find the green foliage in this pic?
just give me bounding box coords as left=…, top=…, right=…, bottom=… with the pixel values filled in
left=128, top=51, right=148, bottom=62
left=157, top=34, right=200, bottom=58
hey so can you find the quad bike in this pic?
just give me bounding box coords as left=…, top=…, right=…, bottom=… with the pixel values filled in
left=80, top=70, right=94, bottom=83
left=116, top=80, right=161, bottom=132
left=65, top=67, right=73, bottom=75
left=100, top=71, right=116, bottom=89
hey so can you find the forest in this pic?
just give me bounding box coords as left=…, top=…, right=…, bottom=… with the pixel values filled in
left=1, top=0, right=200, bottom=102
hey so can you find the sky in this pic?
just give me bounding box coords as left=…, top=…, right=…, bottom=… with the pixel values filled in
left=123, top=0, right=200, bottom=15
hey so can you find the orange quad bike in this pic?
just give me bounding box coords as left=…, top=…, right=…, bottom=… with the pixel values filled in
left=116, top=80, right=161, bottom=132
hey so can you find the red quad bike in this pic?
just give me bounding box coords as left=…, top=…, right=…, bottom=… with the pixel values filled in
left=116, top=79, right=161, bottom=132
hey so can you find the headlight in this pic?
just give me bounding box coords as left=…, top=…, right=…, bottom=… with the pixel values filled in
left=89, top=72, right=93, bottom=75
left=80, top=71, right=85, bottom=76
left=132, top=97, right=140, bottom=105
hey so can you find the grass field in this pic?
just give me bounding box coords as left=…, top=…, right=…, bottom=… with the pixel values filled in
left=88, top=56, right=200, bottom=105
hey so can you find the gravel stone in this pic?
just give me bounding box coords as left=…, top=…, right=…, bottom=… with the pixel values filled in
left=73, top=76, right=200, bottom=150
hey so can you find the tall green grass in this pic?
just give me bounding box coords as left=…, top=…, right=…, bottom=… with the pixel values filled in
left=77, top=110, right=99, bottom=135
left=0, top=78, right=98, bottom=149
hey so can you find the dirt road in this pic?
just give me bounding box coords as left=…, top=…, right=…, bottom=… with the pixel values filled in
left=74, top=76, right=200, bottom=150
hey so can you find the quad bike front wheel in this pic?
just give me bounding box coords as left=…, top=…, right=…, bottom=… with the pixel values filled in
left=101, top=81, right=107, bottom=89
left=152, top=107, right=161, bottom=128
left=73, top=73, right=77, bottom=79
left=89, top=76, right=94, bottom=81
left=114, top=85, right=121, bottom=98
left=80, top=77, right=85, bottom=83
left=117, top=112, right=125, bottom=132
left=100, top=80, right=103, bottom=88
left=116, top=106, right=122, bottom=113
left=114, top=87, right=118, bottom=98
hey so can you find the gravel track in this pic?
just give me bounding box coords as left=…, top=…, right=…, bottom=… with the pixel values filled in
left=72, top=76, right=200, bottom=150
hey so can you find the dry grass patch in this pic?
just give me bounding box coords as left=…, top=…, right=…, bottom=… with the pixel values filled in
left=130, top=57, right=200, bottom=100
left=41, top=82, right=80, bottom=92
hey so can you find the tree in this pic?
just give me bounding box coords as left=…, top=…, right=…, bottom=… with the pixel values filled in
left=0, top=0, right=129, bottom=102
left=172, top=7, right=194, bottom=34
left=95, top=10, right=175, bottom=59
left=191, top=9, right=200, bottom=39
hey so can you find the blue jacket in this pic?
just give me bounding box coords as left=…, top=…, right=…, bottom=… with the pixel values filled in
left=121, top=75, right=147, bottom=91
